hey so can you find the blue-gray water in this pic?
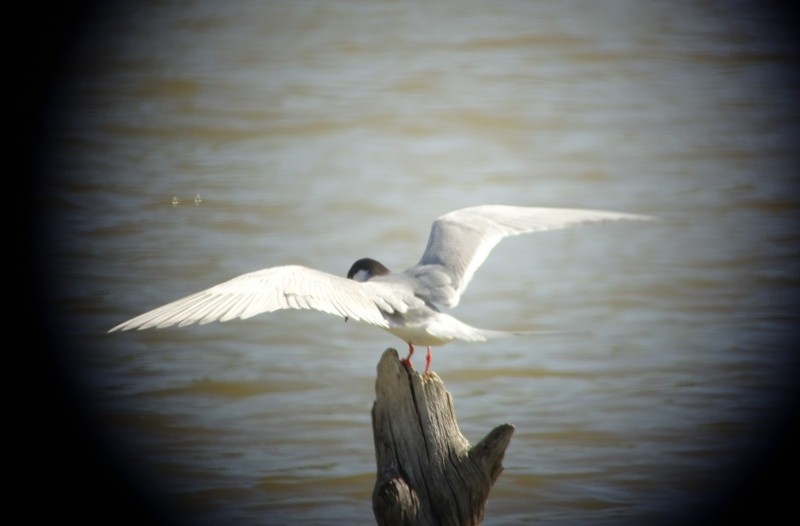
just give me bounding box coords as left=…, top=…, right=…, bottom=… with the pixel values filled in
left=33, top=1, right=800, bottom=524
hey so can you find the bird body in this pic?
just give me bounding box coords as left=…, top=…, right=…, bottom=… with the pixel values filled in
left=110, top=205, right=652, bottom=372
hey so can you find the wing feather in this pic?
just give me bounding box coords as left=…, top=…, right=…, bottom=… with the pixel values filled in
left=414, top=205, right=653, bottom=308
left=108, top=265, right=396, bottom=332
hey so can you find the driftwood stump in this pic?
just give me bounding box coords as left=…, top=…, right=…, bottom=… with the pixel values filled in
left=371, top=348, right=515, bottom=526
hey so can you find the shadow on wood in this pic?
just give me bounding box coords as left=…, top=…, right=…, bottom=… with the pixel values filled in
left=371, top=348, right=514, bottom=526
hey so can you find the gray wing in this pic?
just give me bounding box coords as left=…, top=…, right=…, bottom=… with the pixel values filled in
left=108, top=265, right=418, bottom=332
left=411, top=205, right=653, bottom=308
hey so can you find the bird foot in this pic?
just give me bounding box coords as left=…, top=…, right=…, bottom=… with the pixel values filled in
left=401, top=343, right=415, bottom=370
left=423, top=346, right=432, bottom=376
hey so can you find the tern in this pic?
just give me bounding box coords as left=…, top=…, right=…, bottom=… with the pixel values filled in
left=109, top=205, right=651, bottom=373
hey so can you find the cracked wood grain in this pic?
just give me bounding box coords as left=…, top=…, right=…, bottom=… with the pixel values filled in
left=371, top=348, right=514, bottom=526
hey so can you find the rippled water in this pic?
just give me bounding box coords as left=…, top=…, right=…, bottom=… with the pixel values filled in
left=33, top=1, right=800, bottom=525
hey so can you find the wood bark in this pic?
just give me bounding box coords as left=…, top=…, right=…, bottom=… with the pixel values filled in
left=371, top=348, right=514, bottom=526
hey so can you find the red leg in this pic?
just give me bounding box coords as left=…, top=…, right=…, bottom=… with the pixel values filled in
left=401, top=343, right=414, bottom=369
left=424, top=346, right=432, bottom=375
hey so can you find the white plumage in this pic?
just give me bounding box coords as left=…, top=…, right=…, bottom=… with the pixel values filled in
left=110, top=205, right=652, bottom=372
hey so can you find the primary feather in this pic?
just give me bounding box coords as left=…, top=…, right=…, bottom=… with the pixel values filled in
left=109, top=205, right=652, bottom=352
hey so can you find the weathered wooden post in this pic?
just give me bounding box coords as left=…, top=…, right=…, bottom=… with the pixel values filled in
left=371, top=348, right=515, bottom=526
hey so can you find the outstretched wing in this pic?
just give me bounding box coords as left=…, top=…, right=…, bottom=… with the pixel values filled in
left=413, top=205, right=653, bottom=308
left=108, top=265, right=418, bottom=332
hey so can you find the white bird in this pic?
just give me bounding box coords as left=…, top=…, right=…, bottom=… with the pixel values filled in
left=109, top=205, right=652, bottom=373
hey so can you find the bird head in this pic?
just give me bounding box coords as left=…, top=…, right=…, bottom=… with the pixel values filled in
left=344, top=258, right=390, bottom=322
left=346, top=258, right=390, bottom=282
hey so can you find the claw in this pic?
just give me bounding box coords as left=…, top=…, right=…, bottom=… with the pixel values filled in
left=423, top=346, right=432, bottom=375
left=400, top=343, right=415, bottom=369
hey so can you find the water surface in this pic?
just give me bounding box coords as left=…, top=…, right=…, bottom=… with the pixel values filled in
left=36, top=1, right=800, bottom=524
